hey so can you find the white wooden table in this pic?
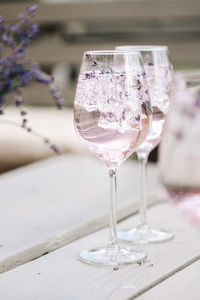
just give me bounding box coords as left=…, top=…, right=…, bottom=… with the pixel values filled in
left=0, top=154, right=199, bottom=300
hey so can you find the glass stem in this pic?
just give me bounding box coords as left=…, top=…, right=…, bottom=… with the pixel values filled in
left=108, top=168, right=118, bottom=249
left=138, top=154, right=148, bottom=228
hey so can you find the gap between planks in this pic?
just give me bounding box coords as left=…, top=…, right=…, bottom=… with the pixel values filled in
left=0, top=203, right=199, bottom=300
left=0, top=155, right=159, bottom=275
left=0, top=196, right=161, bottom=275
left=130, top=254, right=200, bottom=299
left=135, top=257, right=200, bottom=300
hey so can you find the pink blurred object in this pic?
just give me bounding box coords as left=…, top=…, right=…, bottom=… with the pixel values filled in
left=159, top=73, right=200, bottom=226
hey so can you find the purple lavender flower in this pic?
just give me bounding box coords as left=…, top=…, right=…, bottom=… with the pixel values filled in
left=142, top=100, right=152, bottom=115
left=44, top=138, right=50, bottom=144
left=2, top=33, right=13, bottom=46
left=29, top=24, right=39, bottom=38
left=0, top=6, right=64, bottom=155
left=195, top=91, right=200, bottom=108
left=137, top=80, right=143, bottom=91
left=92, top=61, right=98, bottom=67
left=53, top=94, right=62, bottom=100
left=174, top=130, right=183, bottom=140
left=50, top=144, right=61, bottom=154
left=0, top=17, right=4, bottom=31
left=26, top=6, right=37, bottom=15
left=56, top=101, right=63, bottom=109
left=84, top=71, right=95, bottom=79
left=21, top=110, right=27, bottom=116
left=19, top=13, right=29, bottom=23
left=11, top=24, right=21, bottom=34
left=86, top=54, right=92, bottom=61
left=15, top=98, right=24, bottom=106
left=50, top=85, right=64, bottom=109
left=50, top=87, right=59, bottom=94
left=100, top=69, right=105, bottom=74
left=0, top=98, right=4, bottom=107
left=135, top=115, right=140, bottom=122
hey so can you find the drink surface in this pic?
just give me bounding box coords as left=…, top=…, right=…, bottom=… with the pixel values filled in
left=74, top=71, right=151, bottom=168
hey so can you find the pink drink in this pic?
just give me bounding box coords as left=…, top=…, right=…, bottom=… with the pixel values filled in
left=74, top=106, right=150, bottom=168
left=136, top=106, right=165, bottom=155
left=136, top=63, right=173, bottom=156
left=74, top=72, right=151, bottom=168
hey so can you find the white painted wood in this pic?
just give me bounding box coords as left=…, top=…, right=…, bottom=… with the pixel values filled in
left=1, top=1, right=200, bottom=22
left=1, top=3, right=200, bottom=67
left=27, top=39, right=200, bottom=65
left=0, top=155, right=158, bottom=273
left=0, top=107, right=89, bottom=172
left=0, top=203, right=199, bottom=300
left=137, top=259, right=200, bottom=300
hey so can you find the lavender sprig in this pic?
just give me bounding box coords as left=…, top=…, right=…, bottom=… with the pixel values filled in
left=0, top=6, right=64, bottom=154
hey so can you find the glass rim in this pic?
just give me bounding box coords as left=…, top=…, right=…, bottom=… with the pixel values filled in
left=84, top=50, right=139, bottom=55
left=115, top=45, right=168, bottom=51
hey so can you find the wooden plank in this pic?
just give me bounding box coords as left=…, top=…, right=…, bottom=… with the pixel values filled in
left=21, top=84, right=76, bottom=107
left=0, top=107, right=89, bottom=172
left=0, top=203, right=199, bottom=300
left=136, top=259, right=200, bottom=300
left=1, top=2, right=200, bottom=68
left=1, top=1, right=200, bottom=22
left=22, top=37, right=200, bottom=67
left=0, top=155, right=158, bottom=273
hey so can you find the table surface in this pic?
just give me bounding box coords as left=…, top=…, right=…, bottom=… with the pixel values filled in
left=0, top=154, right=199, bottom=300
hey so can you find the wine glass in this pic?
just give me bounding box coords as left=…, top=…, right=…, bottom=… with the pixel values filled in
left=74, top=50, right=152, bottom=267
left=160, top=73, right=200, bottom=226
left=115, top=45, right=174, bottom=243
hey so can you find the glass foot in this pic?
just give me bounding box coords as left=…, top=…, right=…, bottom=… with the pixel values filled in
left=80, top=244, right=147, bottom=268
left=118, top=225, right=174, bottom=244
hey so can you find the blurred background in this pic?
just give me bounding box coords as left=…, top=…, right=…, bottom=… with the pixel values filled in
left=0, top=0, right=200, bottom=172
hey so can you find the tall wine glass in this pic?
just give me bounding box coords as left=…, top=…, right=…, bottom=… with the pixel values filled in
left=74, top=50, right=152, bottom=267
left=160, top=74, right=200, bottom=227
left=116, top=45, right=174, bottom=243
